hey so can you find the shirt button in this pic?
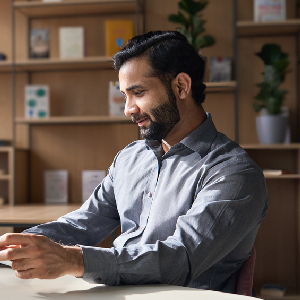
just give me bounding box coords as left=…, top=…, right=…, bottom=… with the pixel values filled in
left=94, top=277, right=102, bottom=284
left=148, top=192, right=152, bottom=198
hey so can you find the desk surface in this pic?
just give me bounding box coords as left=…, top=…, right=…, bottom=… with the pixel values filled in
left=0, top=205, right=80, bottom=226
left=0, top=266, right=259, bottom=300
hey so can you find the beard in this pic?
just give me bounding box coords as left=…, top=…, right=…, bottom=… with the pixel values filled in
left=133, top=88, right=180, bottom=141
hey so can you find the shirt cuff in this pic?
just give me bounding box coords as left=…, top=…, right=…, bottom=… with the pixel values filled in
left=80, top=245, right=119, bottom=285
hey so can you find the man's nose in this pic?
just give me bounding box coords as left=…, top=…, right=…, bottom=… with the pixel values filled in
left=124, top=98, right=139, bottom=117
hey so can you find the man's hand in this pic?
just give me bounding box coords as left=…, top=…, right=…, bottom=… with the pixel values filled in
left=0, top=233, right=84, bottom=280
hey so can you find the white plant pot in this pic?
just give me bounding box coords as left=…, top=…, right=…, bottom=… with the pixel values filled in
left=256, top=114, right=288, bottom=144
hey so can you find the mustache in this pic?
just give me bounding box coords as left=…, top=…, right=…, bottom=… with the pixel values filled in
left=131, top=113, right=151, bottom=123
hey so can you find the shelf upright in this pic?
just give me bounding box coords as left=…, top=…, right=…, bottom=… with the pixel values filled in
left=11, top=0, right=16, bottom=205
left=233, top=0, right=239, bottom=144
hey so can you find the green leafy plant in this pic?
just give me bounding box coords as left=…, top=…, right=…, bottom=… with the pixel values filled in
left=253, top=44, right=289, bottom=115
left=168, top=0, right=215, bottom=53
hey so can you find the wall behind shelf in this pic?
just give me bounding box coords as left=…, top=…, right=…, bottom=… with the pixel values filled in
left=29, top=123, right=137, bottom=204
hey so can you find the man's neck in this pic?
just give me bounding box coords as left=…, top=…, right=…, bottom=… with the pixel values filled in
left=161, top=106, right=207, bottom=154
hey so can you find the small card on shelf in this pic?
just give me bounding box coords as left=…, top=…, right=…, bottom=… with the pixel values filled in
left=44, top=170, right=68, bottom=204
left=30, top=28, right=50, bottom=59
left=108, top=81, right=126, bottom=117
left=59, top=27, right=84, bottom=59
left=82, top=170, right=106, bottom=203
left=25, top=85, right=50, bottom=119
left=105, top=20, right=134, bottom=57
left=209, top=57, right=232, bottom=82
left=254, top=0, right=286, bottom=22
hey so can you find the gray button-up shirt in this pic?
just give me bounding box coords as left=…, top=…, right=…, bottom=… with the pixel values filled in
left=25, top=113, right=268, bottom=293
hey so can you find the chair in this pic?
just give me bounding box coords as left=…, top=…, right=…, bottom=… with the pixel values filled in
left=236, top=246, right=256, bottom=297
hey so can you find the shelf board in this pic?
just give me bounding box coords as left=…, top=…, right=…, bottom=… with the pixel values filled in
left=0, top=175, right=12, bottom=181
left=237, top=19, right=300, bottom=36
left=0, top=60, right=13, bottom=72
left=15, top=56, right=113, bottom=71
left=15, top=115, right=133, bottom=125
left=264, top=174, right=300, bottom=179
left=13, top=0, right=139, bottom=17
left=205, top=81, right=236, bottom=93
left=0, top=146, right=13, bottom=152
left=0, top=205, right=80, bottom=226
left=241, top=143, right=300, bottom=150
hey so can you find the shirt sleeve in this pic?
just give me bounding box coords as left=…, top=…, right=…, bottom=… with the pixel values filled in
left=80, top=156, right=268, bottom=287
left=23, top=165, right=120, bottom=247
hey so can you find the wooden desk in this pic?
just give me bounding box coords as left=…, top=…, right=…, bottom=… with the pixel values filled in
left=0, top=205, right=80, bottom=227
left=0, top=266, right=260, bottom=300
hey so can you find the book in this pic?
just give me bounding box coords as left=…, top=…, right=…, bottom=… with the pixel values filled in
left=82, top=170, right=106, bottom=202
left=44, top=170, right=68, bottom=204
left=108, top=81, right=126, bottom=116
left=59, top=27, right=84, bottom=59
left=263, top=169, right=289, bottom=176
left=254, top=0, right=286, bottom=22
left=105, top=20, right=134, bottom=56
left=25, top=85, right=50, bottom=119
left=209, top=57, right=232, bottom=82
left=30, top=29, right=49, bottom=59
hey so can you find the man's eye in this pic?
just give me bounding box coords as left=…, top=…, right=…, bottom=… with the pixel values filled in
left=135, top=90, right=144, bottom=96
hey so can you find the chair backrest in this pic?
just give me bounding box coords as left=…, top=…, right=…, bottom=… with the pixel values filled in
left=236, top=246, right=256, bottom=296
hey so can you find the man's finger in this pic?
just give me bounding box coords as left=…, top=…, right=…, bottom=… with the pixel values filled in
left=15, top=268, right=36, bottom=280
left=0, top=245, right=30, bottom=261
left=0, top=233, right=31, bottom=248
left=11, top=258, right=36, bottom=272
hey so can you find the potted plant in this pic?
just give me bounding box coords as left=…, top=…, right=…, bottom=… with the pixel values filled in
left=168, top=0, right=215, bottom=54
left=253, top=43, right=290, bottom=144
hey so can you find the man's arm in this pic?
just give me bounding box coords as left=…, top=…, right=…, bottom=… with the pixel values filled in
left=0, top=233, right=84, bottom=279
left=0, top=163, right=119, bottom=280
left=78, top=158, right=268, bottom=287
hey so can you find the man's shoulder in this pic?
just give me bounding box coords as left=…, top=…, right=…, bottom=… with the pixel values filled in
left=114, top=139, right=149, bottom=162
left=122, top=139, right=147, bottom=152
left=208, top=132, right=259, bottom=170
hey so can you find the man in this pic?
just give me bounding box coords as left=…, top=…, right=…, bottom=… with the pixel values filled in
left=0, top=31, right=268, bottom=293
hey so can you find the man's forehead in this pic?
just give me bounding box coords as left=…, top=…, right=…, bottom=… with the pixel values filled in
left=118, top=59, right=158, bottom=89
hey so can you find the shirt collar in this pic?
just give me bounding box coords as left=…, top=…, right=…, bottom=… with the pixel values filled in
left=180, top=113, right=218, bottom=158
left=145, top=112, right=218, bottom=158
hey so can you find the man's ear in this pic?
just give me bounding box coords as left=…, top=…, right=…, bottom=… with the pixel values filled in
left=174, top=73, right=192, bottom=100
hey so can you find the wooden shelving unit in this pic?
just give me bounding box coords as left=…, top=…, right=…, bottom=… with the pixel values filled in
left=0, top=147, right=14, bottom=206
left=0, top=0, right=299, bottom=296
left=235, top=0, right=300, bottom=294
left=14, top=56, right=114, bottom=71
left=9, top=0, right=143, bottom=205
left=15, top=116, right=132, bottom=124
left=237, top=19, right=300, bottom=36
left=13, top=0, right=139, bottom=17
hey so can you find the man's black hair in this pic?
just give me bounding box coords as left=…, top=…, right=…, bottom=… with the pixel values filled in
left=113, top=31, right=206, bottom=105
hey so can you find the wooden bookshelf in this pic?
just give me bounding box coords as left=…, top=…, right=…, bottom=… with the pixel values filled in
left=0, top=204, right=80, bottom=227
left=237, top=19, right=300, bottom=36
left=0, top=61, right=13, bottom=73
left=15, top=116, right=132, bottom=124
left=241, top=144, right=300, bottom=150
left=0, top=147, right=14, bottom=206
left=14, top=56, right=113, bottom=72
left=205, top=81, right=236, bottom=93
left=13, top=0, right=139, bottom=17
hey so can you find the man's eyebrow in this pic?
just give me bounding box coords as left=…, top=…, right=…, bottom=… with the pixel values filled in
left=125, top=84, right=144, bottom=92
